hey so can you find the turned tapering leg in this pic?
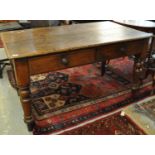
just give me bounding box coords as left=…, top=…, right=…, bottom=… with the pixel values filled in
left=101, top=61, right=106, bottom=76
left=13, top=58, right=34, bottom=131
left=101, top=60, right=109, bottom=76
left=19, top=86, right=34, bottom=131
left=132, top=54, right=145, bottom=97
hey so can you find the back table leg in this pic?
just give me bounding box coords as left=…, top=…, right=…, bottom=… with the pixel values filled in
left=101, top=60, right=109, bottom=76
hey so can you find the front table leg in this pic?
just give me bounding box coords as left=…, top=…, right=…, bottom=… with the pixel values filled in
left=13, top=58, right=34, bottom=131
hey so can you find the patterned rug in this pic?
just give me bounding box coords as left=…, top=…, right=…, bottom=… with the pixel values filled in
left=31, top=58, right=134, bottom=118
left=25, top=57, right=153, bottom=135
left=60, top=112, right=145, bottom=135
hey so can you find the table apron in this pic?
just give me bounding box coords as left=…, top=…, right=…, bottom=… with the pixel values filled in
left=28, top=39, right=149, bottom=75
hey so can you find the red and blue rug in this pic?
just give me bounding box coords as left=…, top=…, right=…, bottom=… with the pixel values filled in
left=26, top=57, right=153, bottom=135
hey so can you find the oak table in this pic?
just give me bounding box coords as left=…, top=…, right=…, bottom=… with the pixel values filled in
left=0, top=21, right=152, bottom=131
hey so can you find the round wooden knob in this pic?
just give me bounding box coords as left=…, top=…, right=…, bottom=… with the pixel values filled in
left=61, top=57, right=69, bottom=65
left=120, top=47, right=126, bottom=53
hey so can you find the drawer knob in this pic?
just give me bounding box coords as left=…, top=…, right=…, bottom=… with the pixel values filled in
left=61, top=57, right=69, bottom=65
left=120, top=47, right=126, bottom=53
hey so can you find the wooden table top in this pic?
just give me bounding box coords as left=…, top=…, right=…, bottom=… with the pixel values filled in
left=114, top=20, right=155, bottom=28
left=0, top=21, right=152, bottom=59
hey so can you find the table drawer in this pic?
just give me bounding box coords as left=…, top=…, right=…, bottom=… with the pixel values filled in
left=97, top=39, right=148, bottom=60
left=29, top=48, right=96, bottom=75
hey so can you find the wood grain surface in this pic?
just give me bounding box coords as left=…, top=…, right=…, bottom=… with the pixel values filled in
left=0, top=21, right=152, bottom=59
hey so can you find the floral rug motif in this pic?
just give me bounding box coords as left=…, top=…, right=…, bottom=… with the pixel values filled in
left=31, top=58, right=151, bottom=117
left=31, top=58, right=135, bottom=118
left=27, top=57, right=153, bottom=135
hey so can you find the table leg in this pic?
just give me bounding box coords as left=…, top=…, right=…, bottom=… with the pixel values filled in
left=101, top=60, right=109, bottom=76
left=13, top=59, right=34, bottom=131
left=132, top=54, right=145, bottom=96
left=101, top=61, right=106, bottom=76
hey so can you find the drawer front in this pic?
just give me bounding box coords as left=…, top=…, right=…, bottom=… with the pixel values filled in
left=97, top=39, right=149, bottom=60
left=29, top=48, right=96, bottom=75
